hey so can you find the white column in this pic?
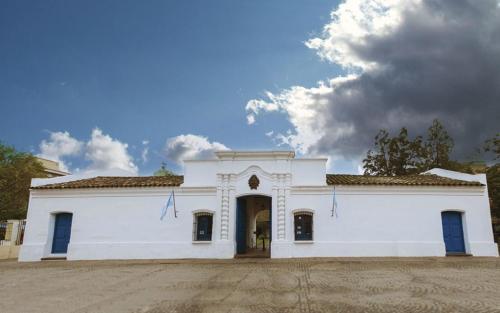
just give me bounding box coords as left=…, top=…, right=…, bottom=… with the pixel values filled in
left=274, top=174, right=289, bottom=241
left=219, top=174, right=230, bottom=240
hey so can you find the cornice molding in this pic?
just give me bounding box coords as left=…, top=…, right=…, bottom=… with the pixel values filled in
left=215, top=150, right=295, bottom=160
left=31, top=186, right=217, bottom=198
left=291, top=185, right=485, bottom=195
left=234, top=165, right=274, bottom=181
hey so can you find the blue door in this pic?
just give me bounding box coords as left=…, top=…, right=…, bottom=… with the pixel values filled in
left=441, top=211, right=465, bottom=254
left=236, top=198, right=246, bottom=254
left=52, top=213, right=73, bottom=254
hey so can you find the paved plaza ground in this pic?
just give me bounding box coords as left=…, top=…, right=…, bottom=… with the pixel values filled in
left=1, top=257, right=499, bottom=313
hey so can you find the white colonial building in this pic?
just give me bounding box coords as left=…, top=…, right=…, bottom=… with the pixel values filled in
left=19, top=151, right=498, bottom=261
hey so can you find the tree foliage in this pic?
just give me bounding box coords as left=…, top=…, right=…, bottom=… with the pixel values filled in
left=363, top=128, right=426, bottom=176
left=483, top=134, right=500, bottom=220
left=487, top=164, right=500, bottom=218
left=425, top=119, right=454, bottom=169
left=0, top=142, right=47, bottom=220
left=154, top=162, right=175, bottom=176
left=484, top=133, right=500, bottom=160
left=363, top=119, right=471, bottom=176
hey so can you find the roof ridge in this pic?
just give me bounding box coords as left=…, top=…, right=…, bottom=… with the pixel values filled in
left=33, top=173, right=481, bottom=189
left=326, top=173, right=482, bottom=186
left=33, top=175, right=185, bottom=190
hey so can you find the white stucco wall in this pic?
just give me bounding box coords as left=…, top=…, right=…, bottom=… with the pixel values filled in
left=19, top=152, right=498, bottom=261
left=19, top=187, right=233, bottom=261
left=271, top=185, right=497, bottom=258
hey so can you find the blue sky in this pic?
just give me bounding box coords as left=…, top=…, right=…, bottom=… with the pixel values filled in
left=2, top=0, right=499, bottom=175
left=0, top=0, right=348, bottom=174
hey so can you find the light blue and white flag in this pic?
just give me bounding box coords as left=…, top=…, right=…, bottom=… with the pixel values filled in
left=331, top=186, right=338, bottom=218
left=160, top=190, right=175, bottom=220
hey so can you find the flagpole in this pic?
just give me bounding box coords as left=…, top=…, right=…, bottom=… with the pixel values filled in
left=160, top=192, right=172, bottom=221
left=331, top=186, right=334, bottom=217
left=332, top=186, right=337, bottom=218
left=173, top=189, right=177, bottom=218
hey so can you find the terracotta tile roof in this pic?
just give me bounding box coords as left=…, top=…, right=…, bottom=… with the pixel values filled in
left=326, top=174, right=483, bottom=186
left=32, top=173, right=482, bottom=190
left=32, top=175, right=184, bottom=189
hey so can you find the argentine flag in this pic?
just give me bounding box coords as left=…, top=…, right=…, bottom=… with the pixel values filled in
left=160, top=190, right=174, bottom=220
left=332, top=186, right=338, bottom=218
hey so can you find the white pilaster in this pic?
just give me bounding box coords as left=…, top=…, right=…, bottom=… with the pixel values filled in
left=274, top=173, right=290, bottom=241
left=218, top=174, right=231, bottom=240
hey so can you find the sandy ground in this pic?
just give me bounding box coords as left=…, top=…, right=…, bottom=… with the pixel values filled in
left=1, top=258, right=499, bottom=313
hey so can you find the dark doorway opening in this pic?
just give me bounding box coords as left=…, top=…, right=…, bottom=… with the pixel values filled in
left=235, top=195, right=271, bottom=258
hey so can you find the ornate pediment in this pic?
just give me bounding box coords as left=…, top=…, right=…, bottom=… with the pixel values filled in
left=248, top=175, right=260, bottom=190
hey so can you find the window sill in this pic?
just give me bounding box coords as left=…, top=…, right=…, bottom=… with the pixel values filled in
left=192, top=241, right=212, bottom=244
left=294, top=240, right=314, bottom=244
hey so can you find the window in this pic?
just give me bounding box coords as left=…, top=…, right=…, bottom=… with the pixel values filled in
left=193, top=212, right=213, bottom=241
left=294, top=212, right=313, bottom=241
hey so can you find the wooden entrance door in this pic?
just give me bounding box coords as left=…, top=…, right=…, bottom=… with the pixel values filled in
left=441, top=211, right=465, bottom=254
left=52, top=213, right=73, bottom=254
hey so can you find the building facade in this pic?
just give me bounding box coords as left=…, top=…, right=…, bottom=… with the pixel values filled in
left=36, top=157, right=69, bottom=177
left=19, top=151, right=498, bottom=261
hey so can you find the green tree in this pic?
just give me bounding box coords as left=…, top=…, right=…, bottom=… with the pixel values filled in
left=363, top=120, right=476, bottom=176
left=363, top=128, right=426, bottom=176
left=484, top=134, right=500, bottom=219
left=363, top=129, right=391, bottom=175
left=484, top=133, right=499, bottom=160
left=487, top=164, right=500, bottom=218
left=425, top=119, right=454, bottom=169
left=154, top=162, right=175, bottom=176
left=0, top=142, right=47, bottom=220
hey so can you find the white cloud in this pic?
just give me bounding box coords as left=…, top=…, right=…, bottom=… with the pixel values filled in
left=245, top=93, right=283, bottom=115
left=85, top=128, right=138, bottom=174
left=141, top=148, right=149, bottom=164
left=357, top=164, right=364, bottom=175
left=165, top=134, right=229, bottom=165
left=246, top=114, right=256, bottom=125
left=38, top=129, right=139, bottom=175
left=247, top=0, right=500, bottom=161
left=247, top=0, right=405, bottom=154
left=38, top=131, right=83, bottom=172
left=247, top=77, right=356, bottom=155
left=141, top=140, right=149, bottom=164
left=305, top=0, right=416, bottom=71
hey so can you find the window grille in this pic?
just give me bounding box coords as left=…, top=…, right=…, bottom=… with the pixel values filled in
left=294, top=212, right=313, bottom=241
left=193, top=212, right=213, bottom=241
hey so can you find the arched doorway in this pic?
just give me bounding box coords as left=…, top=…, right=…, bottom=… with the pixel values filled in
left=236, top=195, right=271, bottom=257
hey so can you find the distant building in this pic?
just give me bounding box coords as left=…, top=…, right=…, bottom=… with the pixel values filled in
left=35, top=157, right=69, bottom=177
